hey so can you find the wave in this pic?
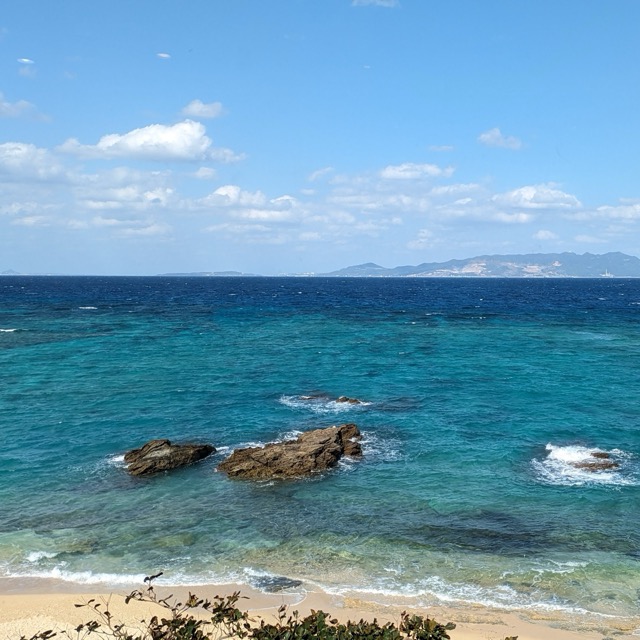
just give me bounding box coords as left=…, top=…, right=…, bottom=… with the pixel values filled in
left=0, top=328, right=19, bottom=332
left=78, top=306, right=98, bottom=310
left=4, top=565, right=148, bottom=586
left=326, top=575, right=599, bottom=617
left=531, top=444, right=637, bottom=487
left=279, top=394, right=371, bottom=414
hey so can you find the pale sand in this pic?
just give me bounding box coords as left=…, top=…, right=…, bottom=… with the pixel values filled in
left=0, top=578, right=638, bottom=640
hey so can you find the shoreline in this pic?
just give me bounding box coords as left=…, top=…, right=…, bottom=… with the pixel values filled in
left=1, top=577, right=638, bottom=640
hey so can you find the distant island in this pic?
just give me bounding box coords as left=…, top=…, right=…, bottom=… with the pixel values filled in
left=320, top=252, right=640, bottom=278
left=4, top=252, right=640, bottom=278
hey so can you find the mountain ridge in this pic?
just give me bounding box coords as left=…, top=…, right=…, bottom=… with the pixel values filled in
left=321, top=252, right=640, bottom=278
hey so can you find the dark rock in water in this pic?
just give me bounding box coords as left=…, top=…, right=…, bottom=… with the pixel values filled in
left=124, top=439, right=215, bottom=476
left=254, top=576, right=303, bottom=592
left=217, top=424, right=362, bottom=480
left=572, top=460, right=619, bottom=472
left=335, top=396, right=363, bottom=404
left=591, top=451, right=611, bottom=459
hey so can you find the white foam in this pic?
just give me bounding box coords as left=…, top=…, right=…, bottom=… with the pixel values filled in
left=0, top=328, right=18, bottom=332
left=279, top=395, right=371, bottom=414
left=360, top=432, right=403, bottom=463
left=78, top=306, right=98, bottom=310
left=26, top=551, right=58, bottom=563
left=5, top=565, right=147, bottom=586
left=532, top=444, right=637, bottom=487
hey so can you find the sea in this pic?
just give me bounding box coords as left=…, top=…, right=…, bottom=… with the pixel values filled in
left=1, top=276, right=639, bottom=626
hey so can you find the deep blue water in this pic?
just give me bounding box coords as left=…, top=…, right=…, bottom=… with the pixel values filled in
left=0, top=277, right=639, bottom=620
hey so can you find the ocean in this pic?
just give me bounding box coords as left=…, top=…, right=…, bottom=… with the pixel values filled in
left=1, top=276, right=639, bottom=623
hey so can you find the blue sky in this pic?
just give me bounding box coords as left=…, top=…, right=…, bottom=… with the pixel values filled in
left=1, top=0, right=639, bottom=275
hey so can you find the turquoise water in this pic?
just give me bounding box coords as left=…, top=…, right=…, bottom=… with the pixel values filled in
left=0, top=277, right=639, bottom=621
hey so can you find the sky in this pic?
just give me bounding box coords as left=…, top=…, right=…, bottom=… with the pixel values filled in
left=1, top=0, right=640, bottom=275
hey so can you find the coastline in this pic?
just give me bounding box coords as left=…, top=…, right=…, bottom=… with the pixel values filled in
left=0, top=577, right=638, bottom=640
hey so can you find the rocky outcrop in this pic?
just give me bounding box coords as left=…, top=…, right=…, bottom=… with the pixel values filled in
left=571, top=451, right=620, bottom=472
left=572, top=460, right=620, bottom=472
left=124, top=439, right=215, bottom=476
left=335, top=396, right=364, bottom=404
left=217, top=424, right=362, bottom=480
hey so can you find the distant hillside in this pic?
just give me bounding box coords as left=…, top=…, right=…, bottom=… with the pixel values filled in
left=322, top=252, right=640, bottom=278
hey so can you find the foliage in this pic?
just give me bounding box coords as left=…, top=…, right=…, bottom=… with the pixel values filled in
left=19, top=573, right=516, bottom=640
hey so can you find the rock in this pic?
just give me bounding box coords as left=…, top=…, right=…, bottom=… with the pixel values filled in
left=335, top=396, right=363, bottom=404
left=124, top=439, right=215, bottom=476
left=253, top=576, right=303, bottom=592
left=217, top=424, right=362, bottom=480
left=591, top=451, right=611, bottom=459
left=572, top=460, right=620, bottom=472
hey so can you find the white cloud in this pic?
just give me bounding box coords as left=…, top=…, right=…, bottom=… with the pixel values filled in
left=0, top=143, right=63, bottom=180
left=204, top=185, right=267, bottom=207
left=17, top=57, right=34, bottom=64
left=430, top=183, right=481, bottom=197
left=492, top=184, right=581, bottom=209
left=380, top=163, right=454, bottom=179
left=594, top=202, right=640, bottom=220
left=181, top=99, right=224, bottom=119
left=477, top=127, right=522, bottom=150
left=11, top=215, right=49, bottom=227
left=0, top=93, right=38, bottom=118
left=58, top=120, right=229, bottom=162
left=209, top=146, right=246, bottom=163
left=156, top=52, right=171, bottom=59
left=194, top=167, right=217, bottom=180
left=235, top=208, right=295, bottom=222
left=79, top=186, right=174, bottom=211
left=120, top=222, right=172, bottom=237
left=533, top=229, right=559, bottom=240
left=492, top=211, right=533, bottom=223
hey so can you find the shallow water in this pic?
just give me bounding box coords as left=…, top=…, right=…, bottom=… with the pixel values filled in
left=0, top=276, right=639, bottom=619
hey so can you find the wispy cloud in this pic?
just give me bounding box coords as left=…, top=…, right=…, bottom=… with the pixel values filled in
left=477, top=127, right=522, bottom=150
left=17, top=57, right=35, bottom=64
left=533, top=229, right=559, bottom=240
left=181, top=99, right=224, bottom=119
left=380, top=162, right=454, bottom=179
left=308, top=166, right=334, bottom=182
left=0, top=93, right=40, bottom=119
left=156, top=52, right=171, bottom=59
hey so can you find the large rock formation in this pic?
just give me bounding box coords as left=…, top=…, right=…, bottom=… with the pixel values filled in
left=217, top=424, right=362, bottom=480
left=124, top=439, right=215, bottom=476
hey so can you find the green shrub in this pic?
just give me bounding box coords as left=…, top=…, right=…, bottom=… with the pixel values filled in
left=20, top=573, right=516, bottom=640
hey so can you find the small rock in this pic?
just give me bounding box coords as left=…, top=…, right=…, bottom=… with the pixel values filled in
left=336, top=396, right=363, bottom=404
left=124, top=439, right=215, bottom=476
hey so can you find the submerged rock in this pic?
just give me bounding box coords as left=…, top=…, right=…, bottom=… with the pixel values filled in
left=124, top=439, right=215, bottom=476
left=217, top=424, right=362, bottom=480
left=335, top=396, right=364, bottom=404
left=253, top=576, right=303, bottom=592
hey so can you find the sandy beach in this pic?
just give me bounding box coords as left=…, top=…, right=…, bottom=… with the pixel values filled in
left=1, top=578, right=638, bottom=640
